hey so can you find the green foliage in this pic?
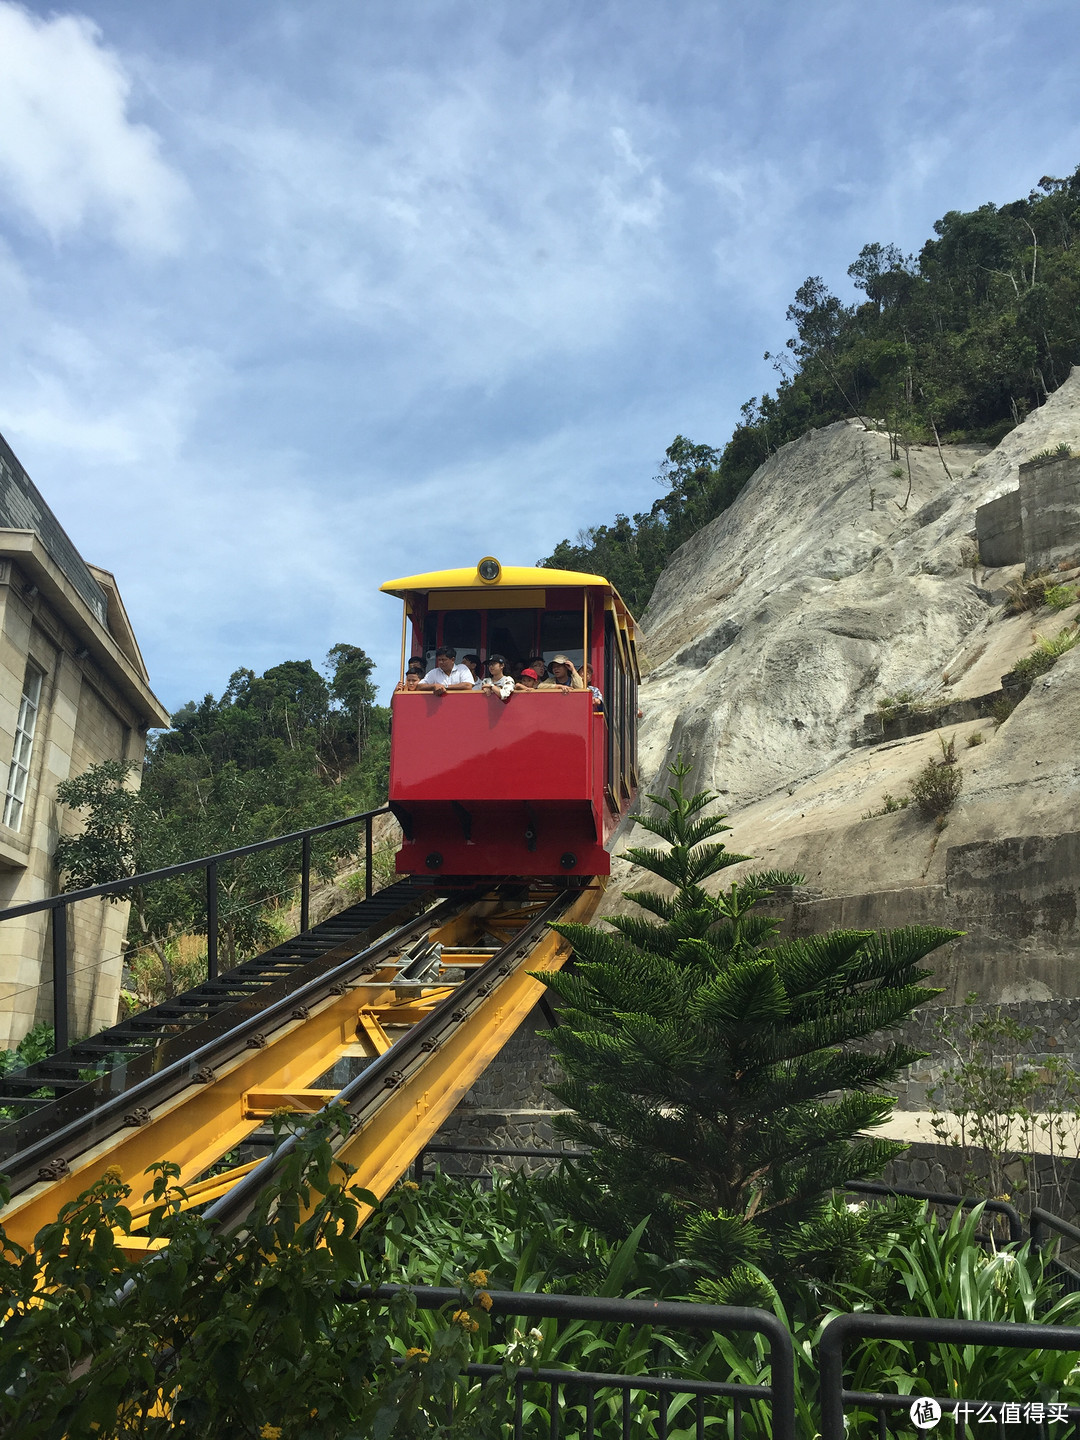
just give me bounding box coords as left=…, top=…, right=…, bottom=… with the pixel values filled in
left=862, top=792, right=910, bottom=819
left=928, top=1000, right=1080, bottom=1213
left=54, top=646, right=393, bottom=995
left=1045, top=583, right=1080, bottom=610
left=910, top=739, right=963, bottom=819
left=536, top=759, right=956, bottom=1287
left=1026, top=441, right=1073, bottom=464
left=0, top=1113, right=487, bottom=1438
left=355, top=1171, right=1080, bottom=1436
left=541, top=166, right=1080, bottom=614
left=1007, top=624, right=1080, bottom=684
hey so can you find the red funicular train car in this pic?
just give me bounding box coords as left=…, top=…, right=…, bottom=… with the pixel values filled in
left=381, top=558, right=640, bottom=881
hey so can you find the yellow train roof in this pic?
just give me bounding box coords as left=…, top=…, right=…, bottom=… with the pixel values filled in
left=381, top=558, right=639, bottom=643
left=380, top=561, right=610, bottom=597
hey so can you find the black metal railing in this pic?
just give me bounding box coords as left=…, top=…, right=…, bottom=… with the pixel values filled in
left=818, top=1311, right=1080, bottom=1439
left=354, top=1285, right=797, bottom=1440
left=0, top=806, right=387, bottom=1054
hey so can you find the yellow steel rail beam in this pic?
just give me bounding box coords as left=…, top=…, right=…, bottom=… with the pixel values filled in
left=323, top=882, right=601, bottom=1218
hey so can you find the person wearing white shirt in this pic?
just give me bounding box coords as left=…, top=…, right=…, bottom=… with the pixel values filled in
left=420, top=646, right=475, bottom=693
left=473, top=653, right=515, bottom=703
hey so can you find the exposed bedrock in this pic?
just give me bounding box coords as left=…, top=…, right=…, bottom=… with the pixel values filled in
left=604, top=369, right=1080, bottom=1003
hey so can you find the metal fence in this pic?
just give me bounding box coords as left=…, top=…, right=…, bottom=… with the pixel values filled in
left=0, top=806, right=387, bottom=1053
left=818, top=1312, right=1080, bottom=1439
left=358, top=1285, right=797, bottom=1440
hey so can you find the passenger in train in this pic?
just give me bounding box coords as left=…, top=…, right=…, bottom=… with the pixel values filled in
left=527, top=655, right=549, bottom=682
left=475, top=653, right=514, bottom=702
left=516, top=668, right=540, bottom=690
left=584, top=664, right=604, bottom=711
left=419, top=646, right=475, bottom=693
left=395, top=658, right=426, bottom=693
left=463, top=653, right=482, bottom=681
left=542, top=655, right=584, bottom=690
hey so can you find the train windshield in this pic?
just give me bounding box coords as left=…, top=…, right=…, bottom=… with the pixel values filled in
left=411, top=591, right=589, bottom=676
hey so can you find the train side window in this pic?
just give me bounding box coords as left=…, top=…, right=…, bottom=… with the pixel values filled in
left=487, top=609, right=536, bottom=673
left=540, top=610, right=584, bottom=669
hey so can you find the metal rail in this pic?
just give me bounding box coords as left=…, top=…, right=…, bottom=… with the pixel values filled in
left=0, top=889, right=465, bottom=1200
left=353, top=1285, right=797, bottom=1440
left=201, top=887, right=583, bottom=1232
left=818, top=1311, right=1080, bottom=1440
left=0, top=805, right=387, bottom=1053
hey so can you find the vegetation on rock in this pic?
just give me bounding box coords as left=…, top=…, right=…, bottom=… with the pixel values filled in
left=542, top=166, right=1080, bottom=613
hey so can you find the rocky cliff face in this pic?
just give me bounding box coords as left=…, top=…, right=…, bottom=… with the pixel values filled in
left=610, top=371, right=1080, bottom=1004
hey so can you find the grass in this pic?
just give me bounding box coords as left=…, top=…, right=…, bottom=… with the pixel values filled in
left=862, top=793, right=910, bottom=820
left=1045, top=583, right=1080, bottom=611
left=1026, top=442, right=1073, bottom=465
left=1007, top=625, right=1080, bottom=685
left=967, top=731, right=985, bottom=747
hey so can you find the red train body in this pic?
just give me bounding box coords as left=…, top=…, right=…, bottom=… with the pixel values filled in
left=381, top=559, right=640, bottom=881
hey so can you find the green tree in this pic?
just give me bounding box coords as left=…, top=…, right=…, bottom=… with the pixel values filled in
left=539, top=761, right=957, bottom=1297
left=54, top=760, right=198, bottom=998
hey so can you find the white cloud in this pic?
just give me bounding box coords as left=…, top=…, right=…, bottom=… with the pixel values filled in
left=193, top=68, right=671, bottom=384
left=0, top=1, right=187, bottom=251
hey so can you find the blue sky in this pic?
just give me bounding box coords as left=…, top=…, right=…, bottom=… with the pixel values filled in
left=1, top=0, right=1078, bottom=712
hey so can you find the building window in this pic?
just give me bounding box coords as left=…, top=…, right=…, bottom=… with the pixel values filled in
left=4, top=662, right=44, bottom=831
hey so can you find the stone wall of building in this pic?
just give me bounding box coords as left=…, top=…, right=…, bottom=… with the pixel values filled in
left=0, top=432, right=169, bottom=1051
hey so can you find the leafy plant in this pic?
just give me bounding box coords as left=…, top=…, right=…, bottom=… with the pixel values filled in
left=535, top=759, right=956, bottom=1295
left=1044, top=583, right=1080, bottom=610
left=1026, top=442, right=1073, bottom=464
left=1007, top=624, right=1080, bottom=684
left=911, top=739, right=962, bottom=819
left=966, top=730, right=985, bottom=747
left=862, top=793, right=910, bottom=819
left=0, top=1112, right=485, bottom=1438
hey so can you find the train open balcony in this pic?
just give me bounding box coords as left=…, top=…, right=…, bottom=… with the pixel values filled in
left=388, top=689, right=610, bottom=879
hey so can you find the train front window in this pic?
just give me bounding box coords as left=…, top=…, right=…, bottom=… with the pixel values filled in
left=486, top=609, right=536, bottom=673
left=540, top=609, right=584, bottom=669
left=442, top=610, right=482, bottom=661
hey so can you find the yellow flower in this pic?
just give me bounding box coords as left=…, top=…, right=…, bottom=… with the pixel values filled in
left=403, top=1180, right=419, bottom=1191
left=478, top=1291, right=493, bottom=1311
left=451, top=1309, right=480, bottom=1333
left=102, top=1166, right=123, bottom=1184
left=405, top=1347, right=430, bottom=1361
left=467, top=1269, right=488, bottom=1286
left=259, top=1427, right=282, bottom=1439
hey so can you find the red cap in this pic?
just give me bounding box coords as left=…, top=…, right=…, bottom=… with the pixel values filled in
left=520, top=668, right=538, bottom=680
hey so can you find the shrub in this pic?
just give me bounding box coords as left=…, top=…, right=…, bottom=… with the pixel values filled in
left=0, top=1113, right=482, bottom=1437
left=1045, top=583, right=1080, bottom=611
left=537, top=759, right=955, bottom=1296
left=967, top=730, right=985, bottom=747
left=991, top=694, right=1017, bottom=726
left=1007, top=625, right=1080, bottom=685
left=1004, top=572, right=1054, bottom=614
left=911, top=742, right=962, bottom=819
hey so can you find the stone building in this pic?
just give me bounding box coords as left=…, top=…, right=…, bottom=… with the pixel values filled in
left=0, top=431, right=169, bottom=1051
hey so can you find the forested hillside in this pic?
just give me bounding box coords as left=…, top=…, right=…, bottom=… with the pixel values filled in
left=542, top=165, right=1080, bottom=614
left=55, top=646, right=390, bottom=1000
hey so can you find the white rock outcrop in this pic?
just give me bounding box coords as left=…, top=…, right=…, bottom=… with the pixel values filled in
left=610, top=371, right=1080, bottom=1002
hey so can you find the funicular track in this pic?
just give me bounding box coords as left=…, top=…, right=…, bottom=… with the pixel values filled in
left=0, top=879, right=601, bottom=1251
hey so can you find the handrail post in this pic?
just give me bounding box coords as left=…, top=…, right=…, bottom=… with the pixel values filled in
left=206, top=860, right=218, bottom=980
left=52, top=902, right=69, bottom=1054
left=300, top=834, right=311, bottom=933
left=365, top=814, right=373, bottom=899
left=413, top=1149, right=425, bottom=1184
